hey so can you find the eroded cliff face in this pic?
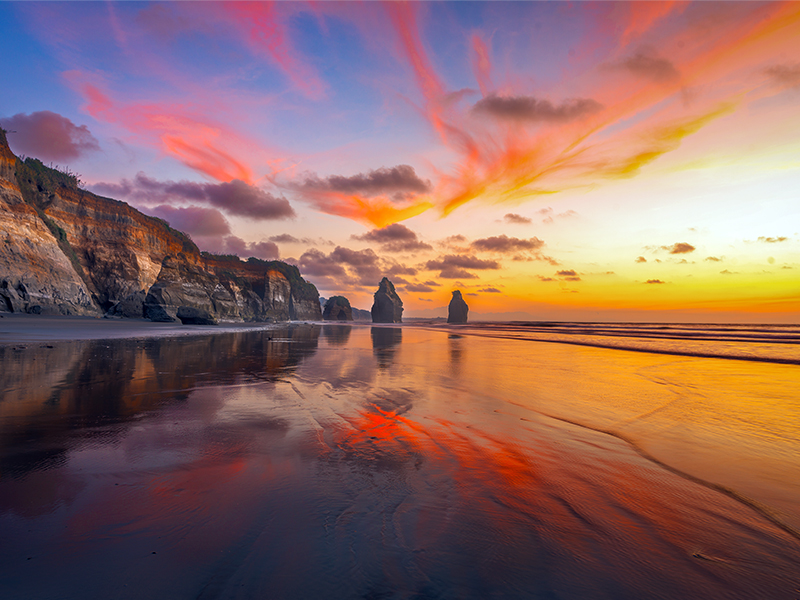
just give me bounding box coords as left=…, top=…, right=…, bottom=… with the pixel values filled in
left=0, top=130, right=322, bottom=322
left=41, top=186, right=194, bottom=310
left=0, top=131, right=97, bottom=315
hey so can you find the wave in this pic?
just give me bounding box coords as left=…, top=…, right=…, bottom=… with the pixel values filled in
left=421, top=321, right=800, bottom=364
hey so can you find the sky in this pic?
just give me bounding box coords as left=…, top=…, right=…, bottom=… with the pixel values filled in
left=0, top=1, right=798, bottom=322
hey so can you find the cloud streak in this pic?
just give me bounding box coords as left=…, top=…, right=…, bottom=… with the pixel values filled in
left=93, top=172, right=295, bottom=220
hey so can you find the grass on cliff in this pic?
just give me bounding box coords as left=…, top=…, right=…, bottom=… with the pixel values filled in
left=14, top=158, right=87, bottom=280
left=200, top=252, right=320, bottom=300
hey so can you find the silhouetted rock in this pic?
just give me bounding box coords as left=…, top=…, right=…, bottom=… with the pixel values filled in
left=105, top=290, right=146, bottom=319
left=371, top=277, right=403, bottom=323
left=323, top=296, right=354, bottom=321
left=447, top=290, right=469, bottom=323
left=177, top=306, right=218, bottom=325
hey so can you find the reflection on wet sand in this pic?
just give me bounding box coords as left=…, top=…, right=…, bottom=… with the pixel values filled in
left=321, top=324, right=352, bottom=346
left=0, top=326, right=320, bottom=483
left=1, top=326, right=799, bottom=599
left=371, top=326, right=402, bottom=368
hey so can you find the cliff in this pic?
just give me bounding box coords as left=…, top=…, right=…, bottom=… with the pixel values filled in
left=0, top=129, right=97, bottom=315
left=0, top=129, right=321, bottom=322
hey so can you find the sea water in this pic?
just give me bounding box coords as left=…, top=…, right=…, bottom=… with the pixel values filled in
left=0, top=323, right=798, bottom=599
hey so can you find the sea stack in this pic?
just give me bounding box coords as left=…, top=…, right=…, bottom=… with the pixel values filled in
left=371, top=277, right=403, bottom=323
left=323, top=296, right=354, bottom=321
left=447, top=290, right=469, bottom=323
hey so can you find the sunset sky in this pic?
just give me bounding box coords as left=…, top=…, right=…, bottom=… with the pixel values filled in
left=1, top=1, right=798, bottom=321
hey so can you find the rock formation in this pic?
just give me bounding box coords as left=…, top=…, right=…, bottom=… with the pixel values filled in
left=371, top=277, right=403, bottom=323
left=447, top=290, right=469, bottom=323
left=0, top=129, right=322, bottom=323
left=323, top=296, right=354, bottom=321
left=0, top=129, right=97, bottom=316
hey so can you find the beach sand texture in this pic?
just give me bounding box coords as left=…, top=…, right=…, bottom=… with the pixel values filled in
left=0, top=322, right=799, bottom=599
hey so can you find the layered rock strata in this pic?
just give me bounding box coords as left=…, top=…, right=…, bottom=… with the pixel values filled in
left=0, top=130, right=321, bottom=322
left=0, top=130, right=97, bottom=315
left=371, top=277, right=403, bottom=323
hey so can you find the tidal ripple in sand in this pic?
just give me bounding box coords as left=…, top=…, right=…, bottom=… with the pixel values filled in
left=0, top=325, right=799, bottom=599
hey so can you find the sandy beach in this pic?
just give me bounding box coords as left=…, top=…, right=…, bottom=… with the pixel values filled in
left=1, top=321, right=798, bottom=599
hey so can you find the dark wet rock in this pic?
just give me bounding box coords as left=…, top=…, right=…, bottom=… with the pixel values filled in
left=176, top=306, right=218, bottom=325
left=371, top=277, right=403, bottom=323
left=323, top=296, right=354, bottom=321
left=105, top=289, right=146, bottom=319
left=447, top=290, right=469, bottom=323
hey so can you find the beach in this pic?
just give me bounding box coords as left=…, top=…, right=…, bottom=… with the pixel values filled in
left=1, top=318, right=799, bottom=599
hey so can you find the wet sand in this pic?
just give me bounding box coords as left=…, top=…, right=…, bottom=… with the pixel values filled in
left=0, top=313, right=289, bottom=343
left=1, top=322, right=799, bottom=599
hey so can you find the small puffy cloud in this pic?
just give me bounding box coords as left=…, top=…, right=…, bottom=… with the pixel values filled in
left=298, top=248, right=348, bottom=278
left=662, top=242, right=696, bottom=254
left=765, top=63, right=800, bottom=88
left=635, top=256, right=647, bottom=263
left=352, top=223, right=433, bottom=252
left=705, top=256, right=721, bottom=262
left=538, top=276, right=555, bottom=282
left=538, top=207, right=578, bottom=224
left=425, top=254, right=501, bottom=276
left=148, top=205, right=230, bottom=236
left=645, top=279, right=666, bottom=284
left=720, top=269, right=737, bottom=275
left=473, top=94, right=602, bottom=123
left=269, top=234, right=300, bottom=244
left=556, top=269, right=578, bottom=277
left=1, top=110, right=99, bottom=162
left=502, top=213, right=532, bottom=224
left=471, top=235, right=545, bottom=253
left=438, top=267, right=478, bottom=279
left=758, top=236, right=788, bottom=243
left=198, top=235, right=279, bottom=260
left=92, top=172, right=295, bottom=220
left=298, top=245, right=400, bottom=288
left=466, top=293, right=479, bottom=297
left=219, top=236, right=279, bottom=260
left=478, top=287, right=502, bottom=293
left=405, top=283, right=435, bottom=293
left=299, top=164, right=431, bottom=200
left=619, top=52, right=680, bottom=82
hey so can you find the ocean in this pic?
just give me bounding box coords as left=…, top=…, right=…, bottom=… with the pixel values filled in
left=0, top=320, right=798, bottom=599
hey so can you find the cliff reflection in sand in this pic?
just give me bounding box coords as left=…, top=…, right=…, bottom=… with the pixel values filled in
left=0, top=326, right=320, bottom=484
left=321, top=324, right=352, bottom=346
left=1, top=326, right=799, bottom=599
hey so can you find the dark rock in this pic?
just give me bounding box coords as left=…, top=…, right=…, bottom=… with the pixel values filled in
left=371, top=277, right=403, bottom=323
left=447, top=290, right=469, bottom=323
left=176, top=306, right=218, bottom=325
left=323, top=296, right=354, bottom=321
left=144, top=255, right=227, bottom=323
left=105, top=290, right=146, bottom=319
